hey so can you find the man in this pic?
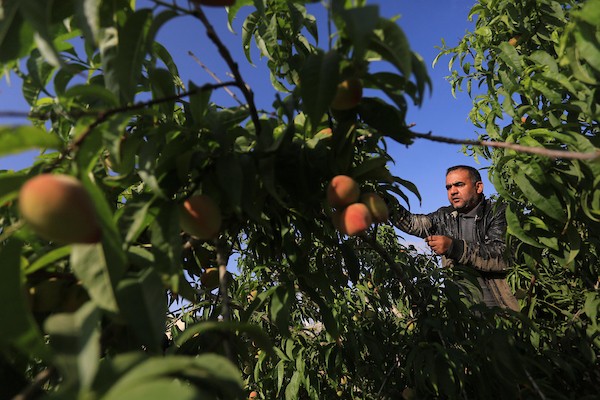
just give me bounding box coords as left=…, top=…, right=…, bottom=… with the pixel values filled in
left=392, top=165, right=519, bottom=311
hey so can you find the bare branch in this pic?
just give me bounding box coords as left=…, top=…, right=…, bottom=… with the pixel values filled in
left=411, top=131, right=600, bottom=161
left=188, top=51, right=244, bottom=106
left=190, top=5, right=262, bottom=135
left=151, top=0, right=261, bottom=134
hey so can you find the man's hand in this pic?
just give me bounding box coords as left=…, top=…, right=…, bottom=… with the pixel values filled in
left=425, top=235, right=453, bottom=255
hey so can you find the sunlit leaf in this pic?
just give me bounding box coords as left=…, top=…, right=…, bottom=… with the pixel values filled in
left=0, top=126, right=61, bottom=157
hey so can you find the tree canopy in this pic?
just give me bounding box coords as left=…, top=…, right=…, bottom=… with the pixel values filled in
left=0, top=0, right=598, bottom=398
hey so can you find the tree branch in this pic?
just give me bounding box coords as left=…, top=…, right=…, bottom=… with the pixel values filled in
left=12, top=367, right=55, bottom=400
left=151, top=0, right=261, bottom=135
left=188, top=51, right=244, bottom=106
left=69, top=81, right=237, bottom=152
left=411, top=131, right=600, bottom=161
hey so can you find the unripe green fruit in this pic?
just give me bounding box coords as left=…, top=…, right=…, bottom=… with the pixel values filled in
left=339, top=203, right=372, bottom=236
left=179, top=195, right=222, bottom=240
left=18, top=174, right=101, bottom=244
left=327, top=175, right=360, bottom=208
left=360, top=192, right=389, bottom=223
left=331, top=78, right=363, bottom=110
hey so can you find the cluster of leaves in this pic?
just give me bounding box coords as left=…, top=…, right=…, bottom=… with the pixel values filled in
left=437, top=0, right=600, bottom=395
left=1, top=0, right=598, bottom=398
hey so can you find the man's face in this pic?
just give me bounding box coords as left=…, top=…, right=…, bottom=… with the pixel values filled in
left=446, top=169, right=483, bottom=212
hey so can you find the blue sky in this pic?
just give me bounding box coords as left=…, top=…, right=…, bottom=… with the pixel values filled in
left=0, top=0, right=489, bottom=218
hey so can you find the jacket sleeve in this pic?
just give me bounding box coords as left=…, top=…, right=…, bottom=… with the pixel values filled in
left=390, top=204, right=435, bottom=238
left=446, top=203, right=508, bottom=272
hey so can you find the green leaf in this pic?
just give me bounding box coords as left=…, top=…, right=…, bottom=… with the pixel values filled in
left=70, top=243, right=120, bottom=313
left=340, top=6, right=379, bottom=59
left=104, top=378, right=205, bottom=400
left=116, top=9, right=153, bottom=103
left=512, top=160, right=566, bottom=222
left=116, top=268, right=166, bottom=353
left=584, top=292, right=599, bottom=326
left=505, top=205, right=544, bottom=249
left=0, top=240, right=51, bottom=361
left=368, top=18, right=412, bottom=78
left=148, top=67, right=176, bottom=118
left=24, top=245, right=71, bottom=275
left=358, top=97, right=412, bottom=145
left=44, top=302, right=101, bottom=391
left=270, top=284, right=293, bottom=336
left=0, top=172, right=27, bottom=205
left=285, top=371, right=301, bottom=400
left=498, top=41, right=523, bottom=75
left=216, top=153, right=244, bottom=214
left=0, top=0, right=35, bottom=62
left=103, top=354, right=243, bottom=400
left=170, top=321, right=275, bottom=358
left=299, top=51, right=340, bottom=128
left=19, top=0, right=63, bottom=67
left=0, top=125, right=62, bottom=157
left=339, top=241, right=360, bottom=284
left=75, top=0, right=101, bottom=48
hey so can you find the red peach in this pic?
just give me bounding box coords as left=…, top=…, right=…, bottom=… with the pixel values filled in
left=339, top=203, right=372, bottom=236
left=327, top=175, right=360, bottom=208
left=179, top=195, right=222, bottom=240
left=18, top=174, right=101, bottom=244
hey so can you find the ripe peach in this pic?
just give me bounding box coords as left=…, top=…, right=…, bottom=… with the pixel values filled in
left=327, top=175, right=360, bottom=208
left=179, top=195, right=222, bottom=240
left=508, top=35, right=520, bottom=46
left=360, top=192, right=389, bottom=223
left=331, top=78, right=363, bottom=110
left=339, top=203, right=372, bottom=236
left=200, top=267, right=220, bottom=290
left=248, top=391, right=258, bottom=399
left=18, top=174, right=101, bottom=244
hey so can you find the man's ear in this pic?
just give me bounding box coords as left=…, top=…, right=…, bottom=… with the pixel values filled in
left=476, top=181, right=484, bottom=194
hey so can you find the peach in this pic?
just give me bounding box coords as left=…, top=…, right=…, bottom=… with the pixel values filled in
left=339, top=203, right=372, bottom=236
left=327, top=175, right=360, bottom=208
left=200, top=267, right=220, bottom=290
left=179, top=195, right=222, bottom=240
left=331, top=78, right=363, bottom=110
left=360, top=193, right=389, bottom=223
left=18, top=174, right=101, bottom=244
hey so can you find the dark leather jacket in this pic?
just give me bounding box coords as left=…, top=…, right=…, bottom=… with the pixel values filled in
left=392, top=197, right=519, bottom=311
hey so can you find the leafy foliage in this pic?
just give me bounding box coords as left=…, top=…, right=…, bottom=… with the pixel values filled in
left=0, top=0, right=598, bottom=399
left=437, top=0, right=600, bottom=395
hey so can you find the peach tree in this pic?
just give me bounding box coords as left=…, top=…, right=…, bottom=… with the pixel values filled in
left=0, top=0, right=598, bottom=399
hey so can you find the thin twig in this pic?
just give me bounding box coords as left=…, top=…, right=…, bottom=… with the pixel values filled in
left=188, top=51, right=244, bottom=106
left=152, top=0, right=261, bottom=134
left=411, top=131, right=600, bottom=161
left=524, top=368, right=547, bottom=400
left=12, top=367, right=55, bottom=400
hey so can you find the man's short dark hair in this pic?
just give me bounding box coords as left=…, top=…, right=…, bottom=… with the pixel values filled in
left=446, top=165, right=482, bottom=184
